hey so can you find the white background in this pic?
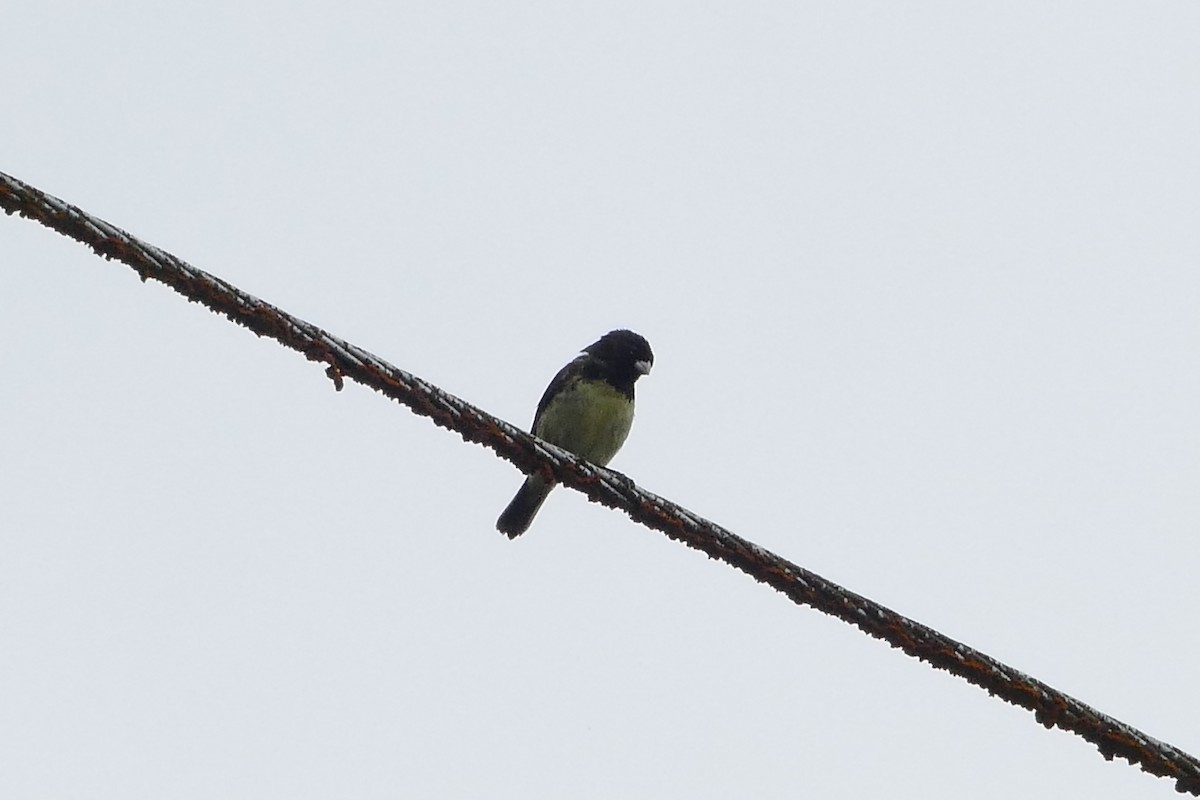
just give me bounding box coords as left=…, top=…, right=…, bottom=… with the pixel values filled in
left=2, top=2, right=1198, bottom=797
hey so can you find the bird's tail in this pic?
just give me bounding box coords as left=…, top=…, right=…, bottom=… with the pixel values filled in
left=496, top=476, right=553, bottom=538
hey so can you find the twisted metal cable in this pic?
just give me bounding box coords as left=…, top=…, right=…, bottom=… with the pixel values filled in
left=3, top=170, right=1197, bottom=795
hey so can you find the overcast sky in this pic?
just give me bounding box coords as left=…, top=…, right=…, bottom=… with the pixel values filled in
left=2, top=2, right=1198, bottom=798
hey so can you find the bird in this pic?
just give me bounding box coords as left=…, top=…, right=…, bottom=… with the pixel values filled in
left=497, top=329, right=653, bottom=538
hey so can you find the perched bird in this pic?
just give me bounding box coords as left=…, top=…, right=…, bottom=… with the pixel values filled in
left=497, top=329, right=653, bottom=538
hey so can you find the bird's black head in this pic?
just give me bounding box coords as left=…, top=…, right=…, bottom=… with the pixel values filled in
left=584, top=329, right=653, bottom=390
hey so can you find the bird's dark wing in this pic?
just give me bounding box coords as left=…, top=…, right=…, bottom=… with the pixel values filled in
left=532, top=354, right=588, bottom=428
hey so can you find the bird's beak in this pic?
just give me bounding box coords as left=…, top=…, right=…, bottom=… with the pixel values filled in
left=635, top=359, right=652, bottom=376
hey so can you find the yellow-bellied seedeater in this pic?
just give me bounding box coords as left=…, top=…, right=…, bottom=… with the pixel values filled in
left=497, top=329, right=653, bottom=538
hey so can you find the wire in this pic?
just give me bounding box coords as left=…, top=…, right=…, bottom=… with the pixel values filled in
left=3, top=169, right=1197, bottom=795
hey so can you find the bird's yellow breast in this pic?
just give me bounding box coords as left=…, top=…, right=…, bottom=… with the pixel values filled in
left=534, top=380, right=634, bottom=467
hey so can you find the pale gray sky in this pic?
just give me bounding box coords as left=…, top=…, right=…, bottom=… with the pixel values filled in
left=2, top=2, right=1198, bottom=798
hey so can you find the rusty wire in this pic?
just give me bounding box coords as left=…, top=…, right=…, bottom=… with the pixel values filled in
left=3, top=169, right=1198, bottom=795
